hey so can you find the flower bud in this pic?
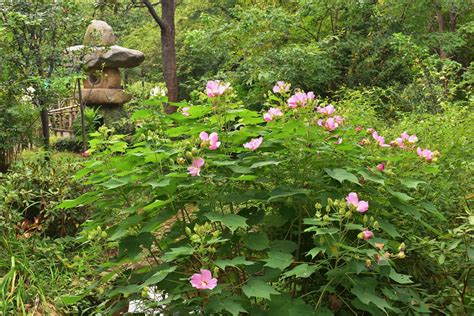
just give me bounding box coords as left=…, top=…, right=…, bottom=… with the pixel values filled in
left=177, top=157, right=186, bottom=165
left=363, top=215, right=368, bottom=224
left=323, top=215, right=331, bottom=222
left=372, top=221, right=379, bottom=229
left=345, top=211, right=352, bottom=218
left=314, top=203, right=322, bottom=210
left=365, top=259, right=372, bottom=268
left=339, top=208, right=346, bottom=215
left=185, top=227, right=192, bottom=236
left=185, top=151, right=193, bottom=159
left=191, top=147, right=199, bottom=155
left=397, top=251, right=406, bottom=259
left=398, top=242, right=406, bottom=252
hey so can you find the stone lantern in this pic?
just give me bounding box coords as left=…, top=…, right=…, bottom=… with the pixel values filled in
left=67, top=20, right=145, bottom=123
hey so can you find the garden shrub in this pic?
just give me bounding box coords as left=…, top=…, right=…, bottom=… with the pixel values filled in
left=61, top=81, right=473, bottom=314
left=0, top=151, right=88, bottom=237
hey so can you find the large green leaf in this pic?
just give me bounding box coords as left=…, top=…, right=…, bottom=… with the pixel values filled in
left=243, top=232, right=270, bottom=250
left=242, top=280, right=280, bottom=300
left=282, top=264, right=318, bottom=278
left=162, top=246, right=194, bottom=262
left=325, top=168, right=360, bottom=185
left=215, top=257, right=255, bottom=270
left=143, top=266, right=177, bottom=286
left=267, top=186, right=309, bottom=202
left=400, top=178, right=427, bottom=189
left=205, top=212, right=248, bottom=233
left=262, top=251, right=293, bottom=270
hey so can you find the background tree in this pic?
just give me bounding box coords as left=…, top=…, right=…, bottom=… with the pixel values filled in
left=0, top=1, right=84, bottom=149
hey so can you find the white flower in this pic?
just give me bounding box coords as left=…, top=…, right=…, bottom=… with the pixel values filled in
left=150, top=86, right=166, bottom=97
left=21, top=95, right=33, bottom=103
left=26, top=86, right=35, bottom=94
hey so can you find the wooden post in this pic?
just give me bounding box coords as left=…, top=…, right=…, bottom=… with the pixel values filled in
left=77, top=79, right=87, bottom=152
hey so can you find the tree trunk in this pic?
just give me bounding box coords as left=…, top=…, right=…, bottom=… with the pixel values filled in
left=142, top=0, right=178, bottom=113
left=161, top=0, right=178, bottom=106
left=40, top=108, right=50, bottom=149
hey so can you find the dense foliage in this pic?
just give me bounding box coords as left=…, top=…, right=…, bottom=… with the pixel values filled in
left=0, top=0, right=473, bottom=314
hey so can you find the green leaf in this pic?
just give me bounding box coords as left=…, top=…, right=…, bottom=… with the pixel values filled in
left=282, top=264, right=318, bottom=278
left=358, top=170, right=385, bottom=185
left=242, top=280, right=280, bottom=300
left=162, top=246, right=194, bottom=262
left=208, top=298, right=248, bottom=316
left=389, top=269, right=413, bottom=284
left=387, top=189, right=413, bottom=201
left=60, top=295, right=83, bottom=305
left=351, top=279, right=396, bottom=312
left=250, top=160, right=281, bottom=169
left=267, top=186, right=309, bottom=202
left=119, top=232, right=154, bottom=259
left=57, top=191, right=99, bottom=209
left=143, top=266, right=177, bottom=286
left=131, top=109, right=153, bottom=120
left=378, top=219, right=401, bottom=238
left=243, top=232, right=270, bottom=251
left=215, top=257, right=255, bottom=270
left=400, top=178, right=427, bottom=189
left=325, top=168, right=360, bottom=185
left=263, top=251, right=293, bottom=270
left=306, top=247, right=325, bottom=259
left=143, top=199, right=172, bottom=211
left=205, top=212, right=248, bottom=233
left=101, top=176, right=131, bottom=189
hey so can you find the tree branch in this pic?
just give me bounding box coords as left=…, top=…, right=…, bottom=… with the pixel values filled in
left=142, top=0, right=166, bottom=31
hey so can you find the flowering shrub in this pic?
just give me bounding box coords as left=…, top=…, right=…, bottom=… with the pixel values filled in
left=60, top=81, right=453, bottom=314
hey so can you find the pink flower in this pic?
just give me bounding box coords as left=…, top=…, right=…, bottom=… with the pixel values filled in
left=334, top=115, right=344, bottom=124
left=408, top=135, right=418, bottom=143
left=81, top=150, right=90, bottom=158
left=187, top=158, right=205, bottom=176
left=376, top=163, right=385, bottom=172
left=417, top=147, right=434, bottom=162
left=401, top=132, right=409, bottom=140
left=263, top=107, right=283, bottom=122
left=199, top=131, right=209, bottom=141
left=317, top=104, right=335, bottom=115
left=243, top=137, right=263, bottom=151
left=318, top=117, right=339, bottom=131
left=190, top=269, right=217, bottom=290
left=268, top=107, right=283, bottom=117
left=335, top=138, right=343, bottom=145
left=206, top=80, right=230, bottom=97
left=287, top=91, right=315, bottom=108
left=208, top=133, right=221, bottom=150
left=200, top=132, right=221, bottom=150
left=372, top=132, right=390, bottom=148
left=362, top=230, right=374, bottom=240
left=346, top=192, right=369, bottom=213
left=272, top=81, right=290, bottom=93
left=355, top=126, right=363, bottom=133
left=182, top=107, right=190, bottom=117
